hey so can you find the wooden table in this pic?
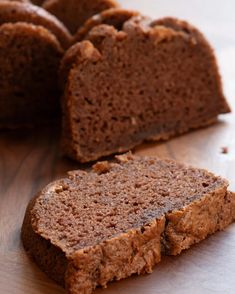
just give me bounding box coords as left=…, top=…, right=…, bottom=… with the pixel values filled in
left=1, top=1, right=235, bottom=293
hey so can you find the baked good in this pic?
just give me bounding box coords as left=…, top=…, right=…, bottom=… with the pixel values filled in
left=6, top=0, right=30, bottom=2
left=0, top=22, right=63, bottom=127
left=74, top=8, right=139, bottom=42
left=31, top=0, right=44, bottom=5
left=60, top=16, right=230, bottom=163
left=42, top=0, right=119, bottom=34
left=21, top=153, right=235, bottom=294
left=0, top=1, right=72, bottom=49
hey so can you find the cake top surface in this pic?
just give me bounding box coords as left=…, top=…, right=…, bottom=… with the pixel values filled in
left=30, top=154, right=227, bottom=256
left=0, top=20, right=61, bottom=43
left=74, top=8, right=139, bottom=42
left=0, top=0, right=71, bottom=48
left=43, top=0, right=119, bottom=34
left=61, top=16, right=207, bottom=86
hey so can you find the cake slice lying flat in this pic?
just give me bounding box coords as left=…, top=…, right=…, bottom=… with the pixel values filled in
left=21, top=154, right=235, bottom=294
left=60, top=16, right=230, bottom=163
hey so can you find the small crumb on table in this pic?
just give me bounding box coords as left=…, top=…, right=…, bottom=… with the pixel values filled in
left=221, top=146, right=228, bottom=154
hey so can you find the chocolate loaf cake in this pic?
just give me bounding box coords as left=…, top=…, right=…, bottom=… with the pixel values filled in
left=60, top=16, right=230, bottom=163
left=7, top=0, right=30, bottom=2
left=21, top=154, right=235, bottom=294
left=31, top=0, right=44, bottom=5
left=74, top=8, right=139, bottom=42
left=43, top=0, right=119, bottom=34
left=0, top=22, right=63, bottom=127
left=0, top=1, right=72, bottom=49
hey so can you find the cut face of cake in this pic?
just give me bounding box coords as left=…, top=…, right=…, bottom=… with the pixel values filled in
left=21, top=154, right=235, bottom=294
left=0, top=22, right=63, bottom=127
left=60, top=16, right=230, bottom=163
left=6, top=0, right=31, bottom=2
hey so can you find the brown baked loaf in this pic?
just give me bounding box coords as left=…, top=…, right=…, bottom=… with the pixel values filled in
left=6, top=0, right=30, bottom=2
left=0, top=22, right=63, bottom=127
left=21, top=153, right=235, bottom=294
left=43, top=0, right=119, bottom=34
left=31, top=0, right=44, bottom=5
left=60, top=16, right=230, bottom=163
left=0, top=1, right=72, bottom=49
left=74, top=8, right=139, bottom=42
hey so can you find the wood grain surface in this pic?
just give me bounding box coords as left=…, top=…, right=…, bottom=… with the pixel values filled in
left=0, top=1, right=235, bottom=293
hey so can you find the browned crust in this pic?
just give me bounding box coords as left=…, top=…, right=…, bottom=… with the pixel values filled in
left=0, top=1, right=72, bottom=48
left=21, top=156, right=235, bottom=293
left=73, top=8, right=139, bottom=42
left=8, top=0, right=31, bottom=2
left=164, top=190, right=235, bottom=255
left=65, top=190, right=235, bottom=294
left=66, top=217, right=165, bottom=294
left=59, top=41, right=100, bottom=90
left=43, top=0, right=119, bottom=34
left=60, top=41, right=102, bottom=162
left=21, top=192, right=68, bottom=286
left=31, top=0, right=45, bottom=5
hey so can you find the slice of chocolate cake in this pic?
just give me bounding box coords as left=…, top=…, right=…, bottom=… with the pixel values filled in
left=60, top=16, right=230, bottom=163
left=21, top=154, right=235, bottom=294
left=74, top=8, right=139, bottom=42
left=31, top=0, right=45, bottom=5
left=0, top=22, right=63, bottom=127
left=0, top=1, right=72, bottom=49
left=42, top=0, right=119, bottom=34
left=7, top=0, right=30, bottom=2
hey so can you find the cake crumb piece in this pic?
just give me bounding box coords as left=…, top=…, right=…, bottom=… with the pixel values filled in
left=221, top=147, right=228, bottom=154
left=93, top=161, right=111, bottom=174
left=115, top=151, right=134, bottom=163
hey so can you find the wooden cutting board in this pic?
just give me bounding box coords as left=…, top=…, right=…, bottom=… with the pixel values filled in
left=1, top=1, right=235, bottom=293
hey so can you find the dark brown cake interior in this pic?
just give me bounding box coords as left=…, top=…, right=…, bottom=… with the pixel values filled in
left=33, top=156, right=227, bottom=255
left=62, top=16, right=230, bottom=162
left=0, top=22, right=63, bottom=126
